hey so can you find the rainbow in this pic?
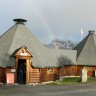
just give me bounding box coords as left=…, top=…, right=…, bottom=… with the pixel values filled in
left=26, top=0, right=57, bottom=40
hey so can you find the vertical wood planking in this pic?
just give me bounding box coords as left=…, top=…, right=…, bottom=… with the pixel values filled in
left=0, top=68, right=5, bottom=83
left=29, top=66, right=40, bottom=83
left=60, top=66, right=77, bottom=76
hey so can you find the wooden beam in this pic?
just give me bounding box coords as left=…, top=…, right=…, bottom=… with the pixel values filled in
left=26, top=59, right=30, bottom=84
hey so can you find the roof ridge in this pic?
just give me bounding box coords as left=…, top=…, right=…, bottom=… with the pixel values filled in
left=77, top=34, right=90, bottom=60
left=7, top=24, right=19, bottom=56
left=0, top=24, right=16, bottom=38
left=0, top=24, right=19, bottom=67
left=92, top=34, right=96, bottom=52
left=74, top=34, right=89, bottom=59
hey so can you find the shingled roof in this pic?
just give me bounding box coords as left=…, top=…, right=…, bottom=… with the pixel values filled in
left=0, top=19, right=77, bottom=68
left=74, top=30, right=96, bottom=66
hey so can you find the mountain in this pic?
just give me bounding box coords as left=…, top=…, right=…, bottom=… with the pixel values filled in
left=46, top=39, right=78, bottom=49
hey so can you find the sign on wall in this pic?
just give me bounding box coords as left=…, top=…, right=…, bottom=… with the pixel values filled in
left=6, top=73, right=14, bottom=84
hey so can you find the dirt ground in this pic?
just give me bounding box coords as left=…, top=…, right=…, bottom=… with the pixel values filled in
left=0, top=83, right=96, bottom=96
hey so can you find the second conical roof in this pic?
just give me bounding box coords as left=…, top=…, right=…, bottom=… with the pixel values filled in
left=74, top=30, right=96, bottom=66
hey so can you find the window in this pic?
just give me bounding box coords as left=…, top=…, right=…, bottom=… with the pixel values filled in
left=47, top=68, right=54, bottom=74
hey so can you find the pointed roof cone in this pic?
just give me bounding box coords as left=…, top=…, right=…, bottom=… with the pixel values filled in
left=0, top=18, right=46, bottom=67
left=73, top=30, right=96, bottom=66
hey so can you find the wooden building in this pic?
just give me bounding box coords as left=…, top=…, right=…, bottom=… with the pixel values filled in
left=0, top=19, right=77, bottom=84
left=0, top=19, right=96, bottom=84
left=74, top=30, right=96, bottom=77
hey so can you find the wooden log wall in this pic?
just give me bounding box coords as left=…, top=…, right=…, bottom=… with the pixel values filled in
left=2, top=65, right=96, bottom=84
left=54, top=68, right=60, bottom=80
left=60, top=66, right=76, bottom=76
left=76, top=66, right=83, bottom=76
left=60, top=65, right=96, bottom=77
left=29, top=67, right=40, bottom=83
left=89, top=66, right=96, bottom=76
left=76, top=66, right=96, bottom=77
left=29, top=67, right=57, bottom=83
left=40, top=68, right=60, bottom=82
left=40, top=68, right=47, bottom=82
left=0, top=68, right=5, bottom=83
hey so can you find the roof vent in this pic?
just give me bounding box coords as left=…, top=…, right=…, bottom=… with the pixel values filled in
left=13, top=18, right=27, bottom=25
left=89, top=30, right=95, bottom=35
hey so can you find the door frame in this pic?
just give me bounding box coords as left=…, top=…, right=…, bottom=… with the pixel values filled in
left=15, top=46, right=32, bottom=84
left=16, top=57, right=31, bottom=84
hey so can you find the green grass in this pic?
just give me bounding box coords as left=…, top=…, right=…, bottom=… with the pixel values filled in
left=88, top=77, right=96, bottom=82
left=48, top=77, right=96, bottom=85
left=62, top=77, right=80, bottom=82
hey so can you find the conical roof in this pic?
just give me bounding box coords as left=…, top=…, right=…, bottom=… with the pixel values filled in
left=74, top=30, right=96, bottom=66
left=0, top=19, right=77, bottom=68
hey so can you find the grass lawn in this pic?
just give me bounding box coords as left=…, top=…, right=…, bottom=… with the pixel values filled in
left=48, top=77, right=96, bottom=85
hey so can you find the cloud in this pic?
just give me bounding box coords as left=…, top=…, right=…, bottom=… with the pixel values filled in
left=1, top=0, right=96, bottom=43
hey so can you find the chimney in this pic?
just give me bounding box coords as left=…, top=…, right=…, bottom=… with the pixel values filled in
left=89, top=30, right=95, bottom=35
left=13, top=18, right=27, bottom=25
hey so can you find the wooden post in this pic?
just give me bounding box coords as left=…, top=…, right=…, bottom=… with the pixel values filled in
left=75, top=65, right=77, bottom=76
left=26, top=59, right=30, bottom=84
left=15, top=58, right=18, bottom=82
left=59, top=68, right=61, bottom=80
left=39, top=69, right=41, bottom=83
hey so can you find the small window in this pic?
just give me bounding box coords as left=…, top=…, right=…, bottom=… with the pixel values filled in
left=47, top=68, right=54, bottom=74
